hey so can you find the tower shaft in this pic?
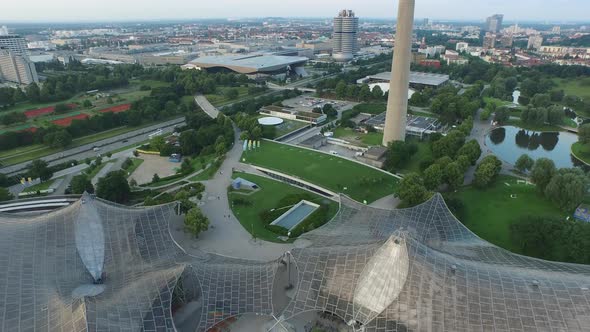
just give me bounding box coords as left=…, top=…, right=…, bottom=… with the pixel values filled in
left=383, top=0, right=416, bottom=145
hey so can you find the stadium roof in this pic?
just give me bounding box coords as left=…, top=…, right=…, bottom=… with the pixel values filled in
left=2, top=193, right=590, bottom=331
left=190, top=54, right=308, bottom=74
left=366, top=71, right=450, bottom=87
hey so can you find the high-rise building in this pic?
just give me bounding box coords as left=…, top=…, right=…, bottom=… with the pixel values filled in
left=383, top=0, right=415, bottom=145
left=500, top=34, right=514, bottom=48
left=0, top=35, right=29, bottom=56
left=552, top=26, right=561, bottom=35
left=0, top=26, right=8, bottom=36
left=485, top=14, right=504, bottom=33
left=483, top=33, right=496, bottom=49
left=332, top=10, right=359, bottom=62
left=423, top=18, right=430, bottom=27
left=527, top=35, right=544, bottom=50
left=0, top=49, right=39, bottom=84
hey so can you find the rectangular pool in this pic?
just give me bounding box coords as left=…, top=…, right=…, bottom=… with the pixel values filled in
left=271, top=200, right=319, bottom=231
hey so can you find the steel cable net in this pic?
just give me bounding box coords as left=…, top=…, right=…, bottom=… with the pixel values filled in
left=2, top=192, right=590, bottom=331
left=281, top=194, right=590, bottom=331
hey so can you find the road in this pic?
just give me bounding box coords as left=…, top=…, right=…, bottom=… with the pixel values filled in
left=1, top=117, right=185, bottom=177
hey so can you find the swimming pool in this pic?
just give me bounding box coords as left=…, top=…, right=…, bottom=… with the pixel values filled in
left=271, top=200, right=319, bottom=231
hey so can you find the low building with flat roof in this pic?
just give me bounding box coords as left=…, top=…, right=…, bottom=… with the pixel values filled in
left=260, top=105, right=326, bottom=125
left=358, top=70, right=450, bottom=89
left=189, top=54, right=308, bottom=77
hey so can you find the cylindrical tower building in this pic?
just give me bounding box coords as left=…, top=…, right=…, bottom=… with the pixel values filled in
left=382, top=0, right=416, bottom=145
left=332, top=10, right=359, bottom=62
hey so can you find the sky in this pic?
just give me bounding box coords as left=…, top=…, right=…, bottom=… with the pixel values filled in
left=1, top=0, right=589, bottom=23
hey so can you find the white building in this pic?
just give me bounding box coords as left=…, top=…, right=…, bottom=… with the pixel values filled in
left=456, top=42, right=469, bottom=52
left=0, top=49, right=39, bottom=84
left=528, top=35, right=543, bottom=50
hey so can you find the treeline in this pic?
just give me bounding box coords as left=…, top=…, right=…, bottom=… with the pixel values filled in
left=178, top=112, right=234, bottom=157
left=410, top=84, right=483, bottom=124
left=224, top=89, right=302, bottom=116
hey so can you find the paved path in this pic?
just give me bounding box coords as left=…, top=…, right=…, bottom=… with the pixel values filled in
left=194, top=94, right=219, bottom=119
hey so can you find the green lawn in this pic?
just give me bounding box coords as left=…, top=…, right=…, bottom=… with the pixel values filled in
left=505, top=119, right=563, bottom=132
left=353, top=103, right=386, bottom=115
left=449, top=175, right=567, bottom=253
left=332, top=127, right=383, bottom=147
left=229, top=172, right=339, bottom=243
left=124, top=158, right=144, bottom=177
left=205, top=86, right=250, bottom=106
left=242, top=140, right=398, bottom=203
left=84, top=162, right=109, bottom=180
left=553, top=78, right=590, bottom=100
left=22, top=179, right=55, bottom=193
left=571, top=142, right=590, bottom=165
left=189, top=157, right=223, bottom=182
left=484, top=97, right=513, bottom=107
left=274, top=119, right=310, bottom=138
left=402, top=138, right=433, bottom=174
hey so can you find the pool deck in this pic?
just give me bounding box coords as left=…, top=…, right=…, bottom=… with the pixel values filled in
left=271, top=200, right=319, bottom=231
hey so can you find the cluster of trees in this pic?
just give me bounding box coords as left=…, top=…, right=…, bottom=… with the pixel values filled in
left=519, top=105, right=564, bottom=126
left=96, top=171, right=131, bottom=203
left=429, top=86, right=482, bottom=124
left=511, top=216, right=590, bottom=264
left=484, top=69, right=518, bottom=101
left=530, top=158, right=588, bottom=212
left=235, top=113, right=266, bottom=141
left=224, top=89, right=302, bottom=116
left=179, top=113, right=234, bottom=158
left=321, top=81, right=387, bottom=103
left=393, top=121, right=484, bottom=207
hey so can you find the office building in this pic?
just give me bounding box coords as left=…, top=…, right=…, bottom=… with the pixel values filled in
left=552, top=26, right=561, bottom=35
left=0, top=26, right=8, bottom=36
left=423, top=18, right=430, bottom=27
left=485, top=14, right=504, bottom=33
left=0, top=35, right=29, bottom=56
left=383, top=0, right=415, bottom=145
left=528, top=35, right=544, bottom=50
left=483, top=33, right=496, bottom=49
left=332, top=9, right=359, bottom=62
left=0, top=49, right=39, bottom=84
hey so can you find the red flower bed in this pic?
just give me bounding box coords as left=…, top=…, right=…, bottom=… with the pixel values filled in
left=24, top=104, right=77, bottom=118
left=98, top=103, right=131, bottom=114
left=52, top=114, right=89, bottom=127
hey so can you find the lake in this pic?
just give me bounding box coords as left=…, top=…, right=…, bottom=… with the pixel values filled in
left=485, top=126, right=581, bottom=169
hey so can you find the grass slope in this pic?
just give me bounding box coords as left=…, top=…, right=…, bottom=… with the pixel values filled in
left=229, top=172, right=338, bottom=243
left=242, top=140, right=397, bottom=203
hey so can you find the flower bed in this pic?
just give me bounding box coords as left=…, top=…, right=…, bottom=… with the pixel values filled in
left=24, top=104, right=76, bottom=118
left=98, top=103, right=131, bottom=113
left=52, top=114, right=89, bottom=127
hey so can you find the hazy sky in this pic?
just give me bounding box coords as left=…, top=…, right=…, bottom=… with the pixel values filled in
left=2, top=0, right=589, bottom=22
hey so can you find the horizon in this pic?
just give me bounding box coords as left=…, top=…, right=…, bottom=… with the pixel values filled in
left=3, top=0, right=590, bottom=24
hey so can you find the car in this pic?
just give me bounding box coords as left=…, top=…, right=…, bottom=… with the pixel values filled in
left=329, top=151, right=339, bottom=155
left=93, top=147, right=101, bottom=152
left=122, top=139, right=128, bottom=143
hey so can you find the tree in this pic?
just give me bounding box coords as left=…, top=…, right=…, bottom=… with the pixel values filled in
left=335, top=81, right=347, bottom=99
left=457, top=140, right=482, bottom=165
left=397, top=173, right=429, bottom=207
left=151, top=135, right=166, bottom=152
left=544, top=169, right=588, bottom=212
left=181, top=158, right=193, bottom=174
left=184, top=208, right=210, bottom=237
left=83, top=99, right=93, bottom=108
left=384, top=141, right=418, bottom=172
left=54, top=103, right=70, bottom=113
left=25, top=83, right=40, bottom=102
left=225, top=88, right=239, bottom=100
left=474, top=162, right=498, bottom=188
left=531, top=158, right=557, bottom=193
left=358, top=84, right=372, bottom=101
left=28, top=160, right=53, bottom=182
left=372, top=85, right=384, bottom=99
left=152, top=173, right=161, bottom=183
left=175, top=190, right=196, bottom=214
left=423, top=164, right=443, bottom=190
left=515, top=154, right=534, bottom=173
left=70, top=175, right=94, bottom=194
left=494, top=107, right=510, bottom=124
left=579, top=124, right=590, bottom=144
left=96, top=171, right=131, bottom=203
left=0, top=187, right=13, bottom=202
left=444, top=162, right=464, bottom=190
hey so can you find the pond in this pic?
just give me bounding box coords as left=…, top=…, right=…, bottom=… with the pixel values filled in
left=485, top=126, right=582, bottom=169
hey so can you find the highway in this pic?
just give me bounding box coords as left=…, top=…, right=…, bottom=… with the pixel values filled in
left=1, top=117, right=186, bottom=177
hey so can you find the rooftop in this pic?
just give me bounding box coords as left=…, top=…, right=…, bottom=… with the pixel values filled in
left=366, top=71, right=450, bottom=87
left=190, top=54, right=308, bottom=74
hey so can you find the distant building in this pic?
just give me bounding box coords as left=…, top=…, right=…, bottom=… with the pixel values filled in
left=485, top=14, right=504, bottom=33
left=0, top=35, right=29, bottom=56
left=0, top=49, right=39, bottom=84
left=422, top=18, right=430, bottom=27
left=332, top=9, right=359, bottom=62
left=418, top=45, right=445, bottom=58
left=419, top=59, right=441, bottom=68
left=358, top=71, right=450, bottom=90
left=528, top=35, right=544, bottom=50
left=500, top=35, right=514, bottom=48
left=189, top=54, right=308, bottom=78
left=456, top=42, right=469, bottom=52
left=0, top=26, right=8, bottom=36
left=483, top=33, right=496, bottom=49
left=552, top=26, right=561, bottom=35
left=442, top=50, right=468, bottom=65
left=260, top=105, right=326, bottom=125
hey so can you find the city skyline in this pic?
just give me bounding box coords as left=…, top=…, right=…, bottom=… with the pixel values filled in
left=1, top=0, right=590, bottom=23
